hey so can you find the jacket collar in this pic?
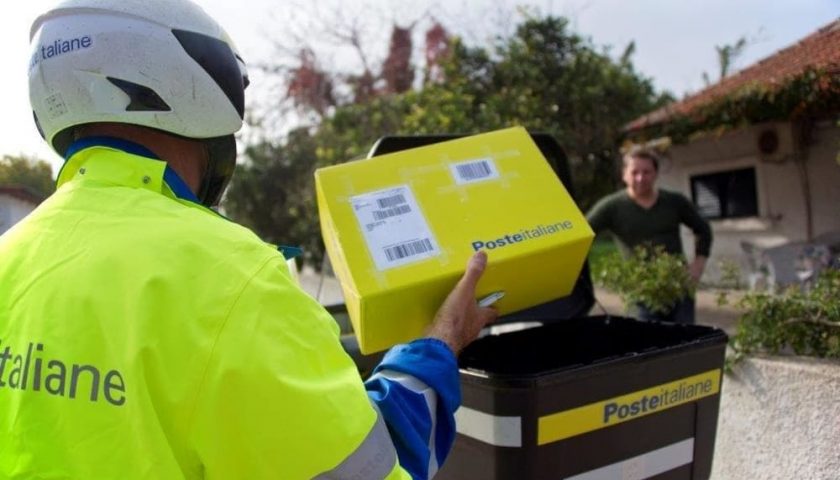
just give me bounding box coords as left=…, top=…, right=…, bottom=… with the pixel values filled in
left=58, top=136, right=200, bottom=204
left=56, top=136, right=304, bottom=260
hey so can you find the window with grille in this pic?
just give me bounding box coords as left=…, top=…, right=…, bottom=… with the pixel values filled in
left=690, top=167, right=758, bottom=220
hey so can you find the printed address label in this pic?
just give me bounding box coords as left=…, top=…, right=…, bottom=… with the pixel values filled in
left=351, top=185, right=440, bottom=270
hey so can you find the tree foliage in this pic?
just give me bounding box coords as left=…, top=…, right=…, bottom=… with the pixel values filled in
left=224, top=13, right=670, bottom=267
left=702, top=36, right=748, bottom=86
left=0, top=155, right=55, bottom=198
left=224, top=128, right=324, bottom=264
left=381, top=26, right=414, bottom=94
left=286, top=49, right=336, bottom=116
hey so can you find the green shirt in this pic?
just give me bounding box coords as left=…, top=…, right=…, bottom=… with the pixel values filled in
left=586, top=189, right=712, bottom=258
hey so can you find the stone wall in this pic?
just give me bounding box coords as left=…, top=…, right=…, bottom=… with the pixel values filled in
left=711, top=355, right=840, bottom=479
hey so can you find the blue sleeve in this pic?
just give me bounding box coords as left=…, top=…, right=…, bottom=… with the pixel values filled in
left=364, top=338, right=461, bottom=480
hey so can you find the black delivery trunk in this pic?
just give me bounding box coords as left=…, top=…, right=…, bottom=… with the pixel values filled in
left=362, top=133, right=728, bottom=480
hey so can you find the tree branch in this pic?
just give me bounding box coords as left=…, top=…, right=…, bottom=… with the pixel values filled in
left=783, top=316, right=840, bottom=328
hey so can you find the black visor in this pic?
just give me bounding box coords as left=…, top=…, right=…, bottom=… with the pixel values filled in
left=172, top=29, right=246, bottom=119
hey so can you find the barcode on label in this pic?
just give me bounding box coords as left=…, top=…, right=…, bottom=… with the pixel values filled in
left=377, top=194, right=407, bottom=209
left=384, top=239, right=434, bottom=262
left=372, top=204, right=411, bottom=220
left=455, top=160, right=492, bottom=181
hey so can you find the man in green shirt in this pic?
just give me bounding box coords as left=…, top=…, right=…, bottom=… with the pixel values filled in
left=586, top=150, right=713, bottom=324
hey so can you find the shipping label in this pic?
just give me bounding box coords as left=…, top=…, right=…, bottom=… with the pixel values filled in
left=351, top=185, right=440, bottom=270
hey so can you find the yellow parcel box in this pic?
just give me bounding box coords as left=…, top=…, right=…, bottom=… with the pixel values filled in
left=315, top=127, right=594, bottom=353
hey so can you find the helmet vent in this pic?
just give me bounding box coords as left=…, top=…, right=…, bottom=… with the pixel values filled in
left=107, top=77, right=172, bottom=112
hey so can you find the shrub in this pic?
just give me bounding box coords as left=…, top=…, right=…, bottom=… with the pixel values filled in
left=730, top=268, right=840, bottom=361
left=594, top=245, right=840, bottom=362
left=594, top=245, right=694, bottom=314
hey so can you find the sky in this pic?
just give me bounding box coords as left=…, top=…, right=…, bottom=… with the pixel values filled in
left=2, top=0, right=838, bottom=174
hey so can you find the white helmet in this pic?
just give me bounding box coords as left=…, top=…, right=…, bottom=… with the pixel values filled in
left=29, top=0, right=249, bottom=206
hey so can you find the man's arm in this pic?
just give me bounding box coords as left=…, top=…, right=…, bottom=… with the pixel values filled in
left=365, top=341, right=457, bottom=479
left=365, top=252, right=496, bottom=478
left=585, top=194, right=615, bottom=234
left=677, top=194, right=713, bottom=282
left=688, top=256, right=708, bottom=283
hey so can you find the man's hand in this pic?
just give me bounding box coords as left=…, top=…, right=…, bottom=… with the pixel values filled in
left=688, top=256, right=708, bottom=284
left=426, top=251, right=499, bottom=355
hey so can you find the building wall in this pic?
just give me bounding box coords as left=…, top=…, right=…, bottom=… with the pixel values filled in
left=805, top=122, right=840, bottom=238
left=656, top=121, right=840, bottom=283
left=0, top=194, right=38, bottom=234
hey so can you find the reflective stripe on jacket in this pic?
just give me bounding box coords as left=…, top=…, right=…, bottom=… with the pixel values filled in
left=0, top=139, right=459, bottom=479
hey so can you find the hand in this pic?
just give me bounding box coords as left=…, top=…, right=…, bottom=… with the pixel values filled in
left=426, top=251, right=499, bottom=355
left=688, top=256, right=707, bottom=284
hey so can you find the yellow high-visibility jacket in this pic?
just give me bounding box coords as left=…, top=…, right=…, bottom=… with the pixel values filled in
left=0, top=139, right=458, bottom=479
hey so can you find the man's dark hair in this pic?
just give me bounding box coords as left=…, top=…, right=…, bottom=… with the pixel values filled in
left=623, top=149, right=660, bottom=172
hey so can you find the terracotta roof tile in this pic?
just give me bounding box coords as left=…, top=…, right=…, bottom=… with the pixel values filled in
left=626, top=18, right=840, bottom=132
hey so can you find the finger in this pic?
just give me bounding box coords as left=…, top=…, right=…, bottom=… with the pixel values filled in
left=460, top=251, right=488, bottom=290
left=477, top=306, right=499, bottom=326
